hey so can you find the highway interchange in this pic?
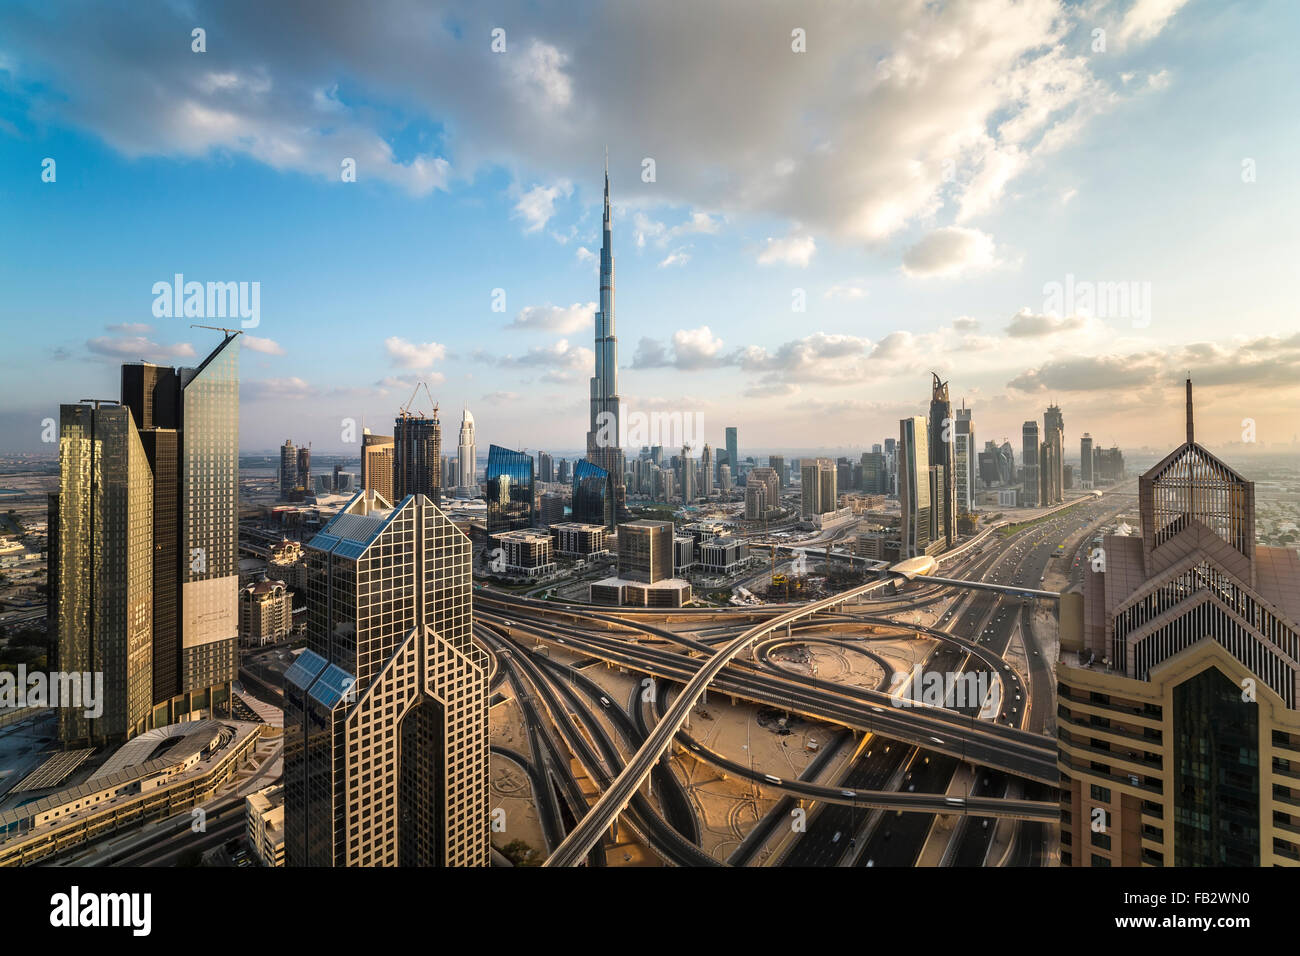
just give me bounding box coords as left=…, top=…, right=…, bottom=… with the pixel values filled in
left=479, top=487, right=1137, bottom=867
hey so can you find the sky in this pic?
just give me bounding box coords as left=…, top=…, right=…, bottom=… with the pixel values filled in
left=2, top=0, right=1299, bottom=459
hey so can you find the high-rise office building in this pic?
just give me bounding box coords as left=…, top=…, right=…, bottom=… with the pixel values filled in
left=285, top=490, right=489, bottom=866
left=280, top=439, right=297, bottom=499
left=800, top=458, right=836, bottom=517
left=929, top=374, right=956, bottom=547
left=1043, top=403, right=1065, bottom=505
left=361, top=430, right=395, bottom=502
left=768, top=455, right=787, bottom=489
left=861, top=451, right=886, bottom=495
left=572, top=458, right=614, bottom=530
left=394, top=406, right=441, bottom=506
left=718, top=463, right=732, bottom=493
left=586, top=157, right=627, bottom=520
left=745, top=466, right=780, bottom=520
left=50, top=403, right=154, bottom=744
left=725, top=427, right=739, bottom=483
left=1057, top=379, right=1300, bottom=867
left=955, top=402, right=975, bottom=516
left=537, top=450, right=553, bottom=485
left=486, top=445, right=535, bottom=534
left=558, top=458, right=572, bottom=484
left=699, top=444, right=713, bottom=498
left=52, top=334, right=242, bottom=745
left=297, top=444, right=312, bottom=492
left=1022, top=421, right=1041, bottom=507
left=457, top=407, right=477, bottom=495
left=836, top=458, right=853, bottom=494
left=998, top=441, right=1015, bottom=485
left=1080, top=433, right=1095, bottom=488
left=618, top=520, right=674, bottom=584
left=899, top=417, right=932, bottom=557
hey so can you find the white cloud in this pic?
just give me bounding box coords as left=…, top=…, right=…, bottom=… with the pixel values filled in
left=757, top=234, right=816, bottom=268
left=1118, top=0, right=1191, bottom=47
left=513, top=180, right=572, bottom=233
left=384, top=336, right=448, bottom=368
left=901, top=227, right=998, bottom=278
left=659, top=247, right=690, bottom=268
left=824, top=282, right=867, bottom=301
left=508, top=301, right=595, bottom=334
left=575, top=245, right=596, bottom=264
left=510, top=40, right=573, bottom=110
left=243, top=335, right=285, bottom=355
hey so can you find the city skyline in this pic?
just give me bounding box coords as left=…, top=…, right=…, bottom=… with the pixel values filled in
left=3, top=1, right=1300, bottom=456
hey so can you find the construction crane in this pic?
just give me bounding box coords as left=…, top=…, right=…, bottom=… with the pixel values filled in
left=399, top=380, right=439, bottom=421
left=189, top=324, right=245, bottom=339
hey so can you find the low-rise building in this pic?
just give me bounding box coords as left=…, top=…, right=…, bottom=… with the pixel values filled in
left=551, top=522, right=609, bottom=557
left=245, top=784, right=285, bottom=867
left=698, top=536, right=753, bottom=575
left=239, top=578, right=293, bottom=647
left=492, top=528, right=556, bottom=577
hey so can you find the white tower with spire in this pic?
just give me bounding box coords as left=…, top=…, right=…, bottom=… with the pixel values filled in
left=457, top=405, right=477, bottom=497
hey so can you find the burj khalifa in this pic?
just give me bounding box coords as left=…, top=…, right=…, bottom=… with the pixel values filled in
left=585, top=155, right=626, bottom=519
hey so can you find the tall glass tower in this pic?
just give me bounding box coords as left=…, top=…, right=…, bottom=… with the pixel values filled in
left=586, top=155, right=626, bottom=520
left=285, top=490, right=488, bottom=866
left=486, top=444, right=535, bottom=534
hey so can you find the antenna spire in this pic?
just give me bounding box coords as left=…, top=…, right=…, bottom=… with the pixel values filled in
left=1185, top=375, right=1194, bottom=445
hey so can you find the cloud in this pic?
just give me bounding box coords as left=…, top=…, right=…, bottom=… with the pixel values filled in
left=481, top=390, right=521, bottom=404
left=513, top=180, right=573, bottom=233
left=87, top=330, right=196, bottom=361
left=952, top=316, right=980, bottom=331
left=901, top=227, right=998, bottom=278
left=576, top=246, right=596, bottom=264
left=242, top=377, right=316, bottom=401
left=659, top=247, right=690, bottom=268
left=758, top=234, right=816, bottom=268
left=510, top=39, right=573, bottom=110
left=106, top=322, right=152, bottom=335
left=384, top=336, right=448, bottom=368
left=508, top=301, right=595, bottom=334
left=242, top=335, right=285, bottom=355
left=824, top=282, right=867, bottom=301
left=0, top=1, right=1180, bottom=242
left=486, top=338, right=593, bottom=369
left=1117, top=0, right=1191, bottom=47
left=632, top=327, right=725, bottom=369
left=1004, top=309, right=1090, bottom=337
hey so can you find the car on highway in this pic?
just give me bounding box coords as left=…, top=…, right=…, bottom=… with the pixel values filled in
left=764, top=773, right=782, bottom=784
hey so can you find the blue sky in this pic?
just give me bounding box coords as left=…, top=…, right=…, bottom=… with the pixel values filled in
left=2, top=0, right=1298, bottom=457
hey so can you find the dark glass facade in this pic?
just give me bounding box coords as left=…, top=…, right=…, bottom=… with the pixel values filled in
left=486, top=445, right=534, bottom=534
left=1174, top=667, right=1260, bottom=866
left=394, top=414, right=441, bottom=506
left=572, top=458, right=613, bottom=529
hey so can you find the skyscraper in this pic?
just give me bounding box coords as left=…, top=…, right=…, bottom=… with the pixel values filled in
left=52, top=334, right=242, bottom=745
left=50, top=403, right=154, bottom=744
left=457, top=406, right=476, bottom=495
left=537, top=450, right=553, bottom=484
left=768, top=455, right=786, bottom=489
left=1057, top=379, right=1300, bottom=867
left=800, top=458, right=836, bottom=517
left=586, top=156, right=626, bottom=521
left=955, top=402, right=975, bottom=516
left=361, top=430, right=395, bottom=502
left=486, top=445, right=535, bottom=534
left=297, top=444, right=312, bottom=494
left=700, top=444, right=713, bottom=498
left=573, top=458, right=614, bottom=530
left=928, top=373, right=956, bottom=547
left=1080, top=433, right=1095, bottom=488
left=1022, top=421, right=1041, bottom=507
left=1043, top=403, right=1065, bottom=505
left=394, top=406, right=441, bottom=506
left=280, top=439, right=297, bottom=499
left=725, top=427, right=739, bottom=483
left=899, top=416, right=932, bottom=557
left=285, top=490, right=488, bottom=866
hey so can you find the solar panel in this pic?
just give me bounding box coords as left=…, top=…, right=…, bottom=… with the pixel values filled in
left=307, top=664, right=356, bottom=710
left=284, top=649, right=329, bottom=690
